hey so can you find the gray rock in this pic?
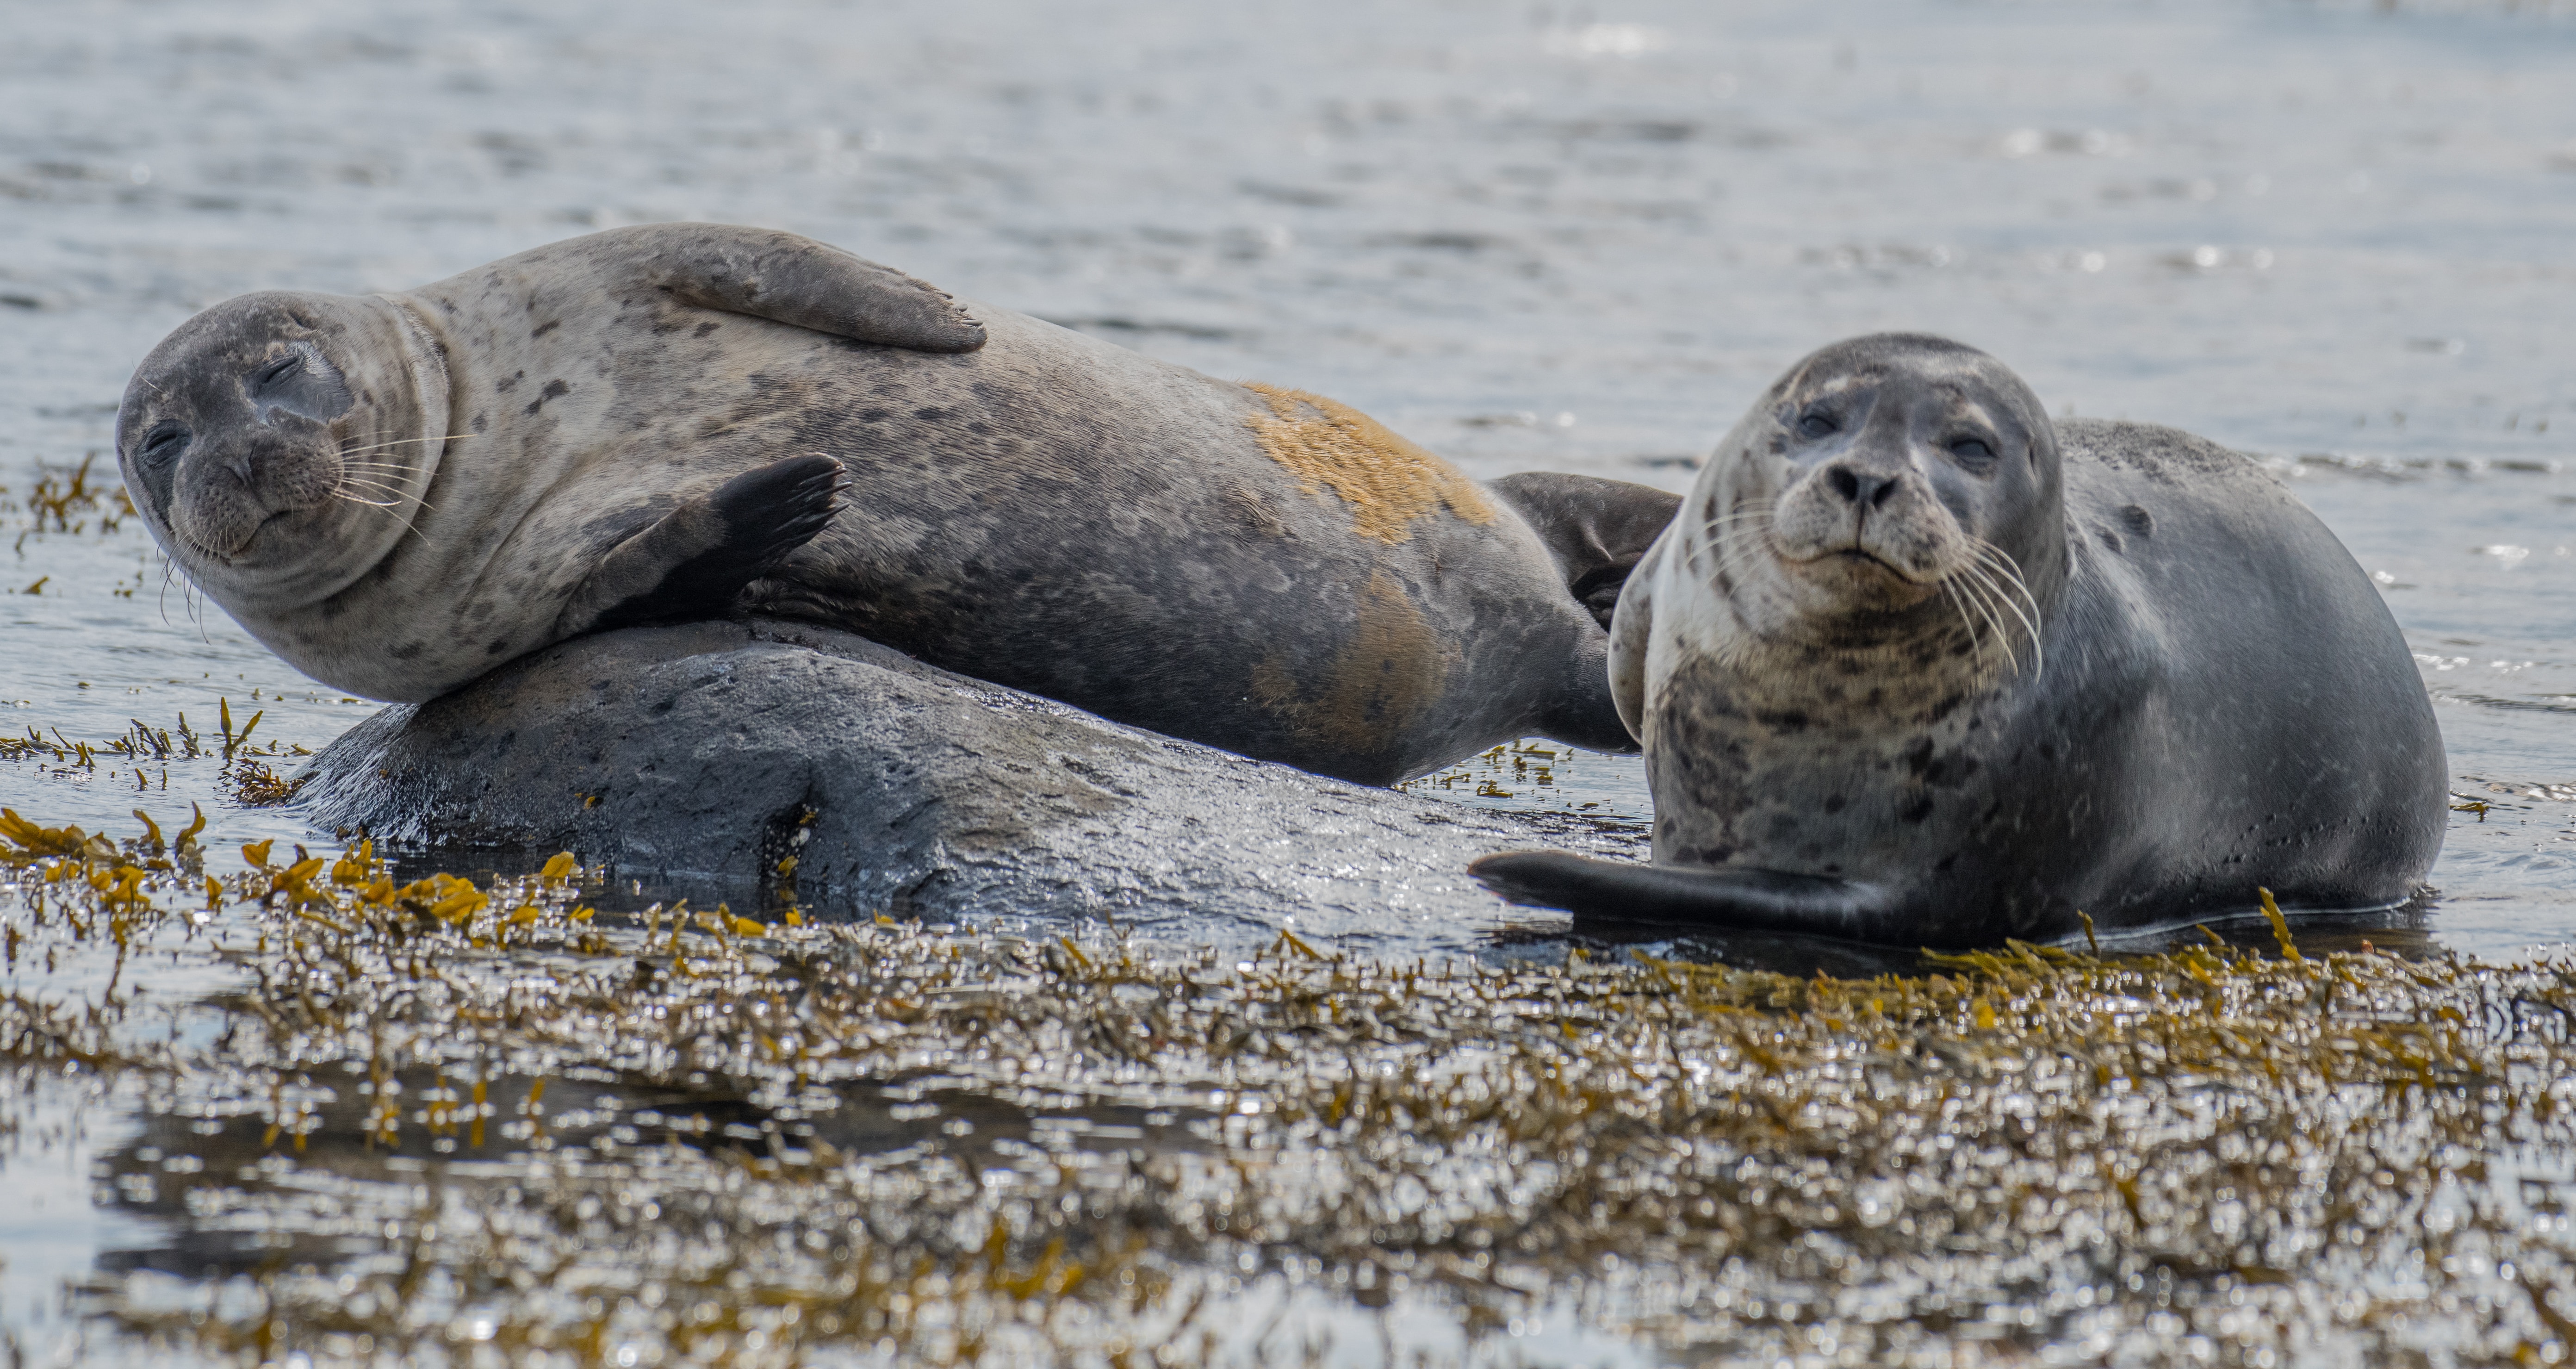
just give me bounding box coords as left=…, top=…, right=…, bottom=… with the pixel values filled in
left=298, top=619, right=1646, bottom=955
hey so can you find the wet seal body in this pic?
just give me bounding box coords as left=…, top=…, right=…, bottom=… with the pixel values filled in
left=1473, top=334, right=2446, bottom=946
left=115, top=224, right=1678, bottom=784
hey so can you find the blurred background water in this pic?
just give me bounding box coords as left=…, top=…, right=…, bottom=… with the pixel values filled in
left=2, top=0, right=2572, bottom=956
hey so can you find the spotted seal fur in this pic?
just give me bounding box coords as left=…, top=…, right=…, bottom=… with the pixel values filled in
left=1471, top=333, right=2446, bottom=945
left=114, top=223, right=1679, bottom=784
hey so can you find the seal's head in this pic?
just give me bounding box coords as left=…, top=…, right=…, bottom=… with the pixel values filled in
left=116, top=290, right=447, bottom=614
left=1688, top=333, right=2063, bottom=663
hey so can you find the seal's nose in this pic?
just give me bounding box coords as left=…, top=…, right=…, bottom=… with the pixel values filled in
left=1824, top=465, right=1899, bottom=509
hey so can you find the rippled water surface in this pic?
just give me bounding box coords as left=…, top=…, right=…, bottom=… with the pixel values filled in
left=4, top=0, right=2575, bottom=1361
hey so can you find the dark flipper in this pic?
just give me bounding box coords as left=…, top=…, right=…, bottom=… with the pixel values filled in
left=578, top=223, right=987, bottom=353
left=1471, top=850, right=1897, bottom=942
left=1486, top=473, right=1682, bottom=628
left=557, top=455, right=844, bottom=637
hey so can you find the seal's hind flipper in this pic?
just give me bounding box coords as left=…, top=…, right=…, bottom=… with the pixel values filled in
left=1486, top=473, right=1682, bottom=627
left=1471, top=850, right=1895, bottom=942
left=558, top=454, right=845, bottom=637
left=583, top=224, right=986, bottom=353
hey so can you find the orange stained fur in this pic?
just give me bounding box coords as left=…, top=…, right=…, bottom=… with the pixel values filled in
left=1252, top=568, right=1453, bottom=756
left=1241, top=383, right=1496, bottom=544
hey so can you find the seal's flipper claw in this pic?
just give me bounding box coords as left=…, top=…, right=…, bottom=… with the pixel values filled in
left=1485, top=473, right=1683, bottom=628
left=571, top=224, right=986, bottom=353
left=710, top=451, right=844, bottom=558
left=1470, top=850, right=1895, bottom=942
left=557, top=454, right=844, bottom=637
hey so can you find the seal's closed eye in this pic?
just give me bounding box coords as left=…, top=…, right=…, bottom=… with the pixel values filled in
left=137, top=423, right=190, bottom=467
left=243, top=342, right=354, bottom=423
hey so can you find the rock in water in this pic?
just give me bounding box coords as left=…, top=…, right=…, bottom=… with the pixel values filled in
left=298, top=619, right=1642, bottom=949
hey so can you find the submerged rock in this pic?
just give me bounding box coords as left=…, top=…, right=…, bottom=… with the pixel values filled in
left=299, top=618, right=1644, bottom=950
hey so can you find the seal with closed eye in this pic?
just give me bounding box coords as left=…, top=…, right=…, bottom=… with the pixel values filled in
left=1471, top=333, right=2446, bottom=946
left=114, top=223, right=1680, bottom=785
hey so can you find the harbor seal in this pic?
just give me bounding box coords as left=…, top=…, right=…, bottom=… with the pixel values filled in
left=114, top=223, right=1680, bottom=785
left=1471, top=334, right=2446, bottom=946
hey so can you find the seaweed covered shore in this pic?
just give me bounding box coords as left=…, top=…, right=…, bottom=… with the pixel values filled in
left=6, top=808, right=2576, bottom=1366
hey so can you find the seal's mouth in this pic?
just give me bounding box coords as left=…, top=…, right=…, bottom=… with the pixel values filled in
left=171, top=508, right=283, bottom=566
left=1778, top=542, right=1940, bottom=586
left=172, top=479, right=331, bottom=566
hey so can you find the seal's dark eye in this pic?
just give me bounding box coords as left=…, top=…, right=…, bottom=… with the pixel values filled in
left=1949, top=437, right=1997, bottom=466
left=1796, top=412, right=1837, bottom=439
left=254, top=353, right=304, bottom=388
left=138, top=423, right=190, bottom=467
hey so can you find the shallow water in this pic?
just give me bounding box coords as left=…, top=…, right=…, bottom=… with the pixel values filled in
left=4, top=0, right=2576, bottom=1360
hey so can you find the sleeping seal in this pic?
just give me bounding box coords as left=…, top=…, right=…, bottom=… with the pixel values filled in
left=1472, top=333, right=2445, bottom=946
left=113, top=223, right=1678, bottom=785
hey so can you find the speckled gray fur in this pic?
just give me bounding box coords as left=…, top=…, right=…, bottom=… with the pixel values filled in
left=118, top=224, right=1678, bottom=785
left=1475, top=334, right=2447, bottom=946
left=298, top=618, right=1646, bottom=951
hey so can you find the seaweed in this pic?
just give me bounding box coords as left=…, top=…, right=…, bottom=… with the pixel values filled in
left=7, top=808, right=2576, bottom=1365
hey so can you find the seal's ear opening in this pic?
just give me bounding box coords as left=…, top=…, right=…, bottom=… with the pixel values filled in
left=1486, top=473, right=1682, bottom=628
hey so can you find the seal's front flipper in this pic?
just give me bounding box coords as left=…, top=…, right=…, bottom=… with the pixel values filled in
left=1471, top=850, right=1896, bottom=942
left=558, top=454, right=844, bottom=637
left=583, top=223, right=987, bottom=353
left=1487, top=473, right=1682, bottom=627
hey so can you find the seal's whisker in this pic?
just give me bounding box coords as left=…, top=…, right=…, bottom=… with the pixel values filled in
left=1699, top=510, right=1775, bottom=581
left=1968, top=544, right=2038, bottom=612
left=337, top=433, right=471, bottom=455
left=1697, top=508, right=1775, bottom=535
left=331, top=490, right=428, bottom=541
left=1967, top=537, right=2039, bottom=605
left=335, top=476, right=436, bottom=514
left=1708, top=518, right=1772, bottom=585
left=1936, top=579, right=1988, bottom=662
left=1963, top=562, right=2039, bottom=678
left=1966, top=539, right=2045, bottom=678
left=1949, top=566, right=2020, bottom=674
left=1956, top=561, right=2027, bottom=671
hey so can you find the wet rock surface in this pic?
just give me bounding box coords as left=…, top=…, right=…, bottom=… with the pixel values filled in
left=299, top=618, right=1645, bottom=950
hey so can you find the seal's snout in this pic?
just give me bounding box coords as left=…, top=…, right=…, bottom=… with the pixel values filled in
left=174, top=437, right=334, bottom=558
left=1770, top=455, right=1960, bottom=588
left=1823, top=463, right=1901, bottom=510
